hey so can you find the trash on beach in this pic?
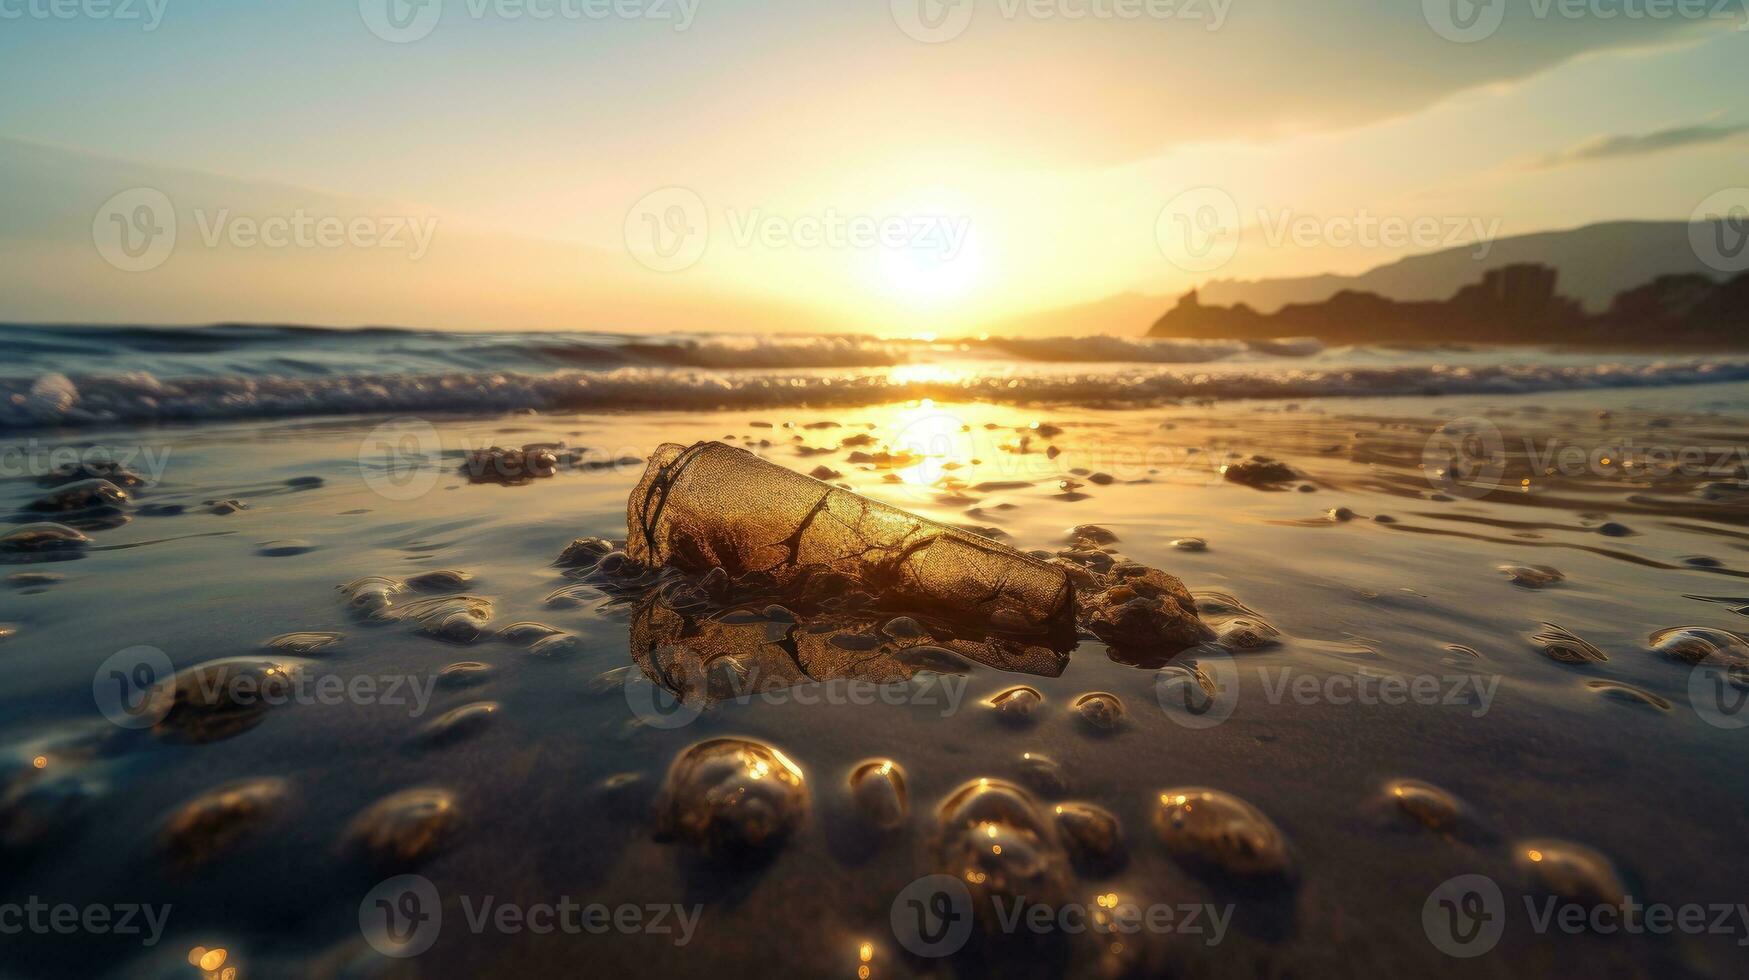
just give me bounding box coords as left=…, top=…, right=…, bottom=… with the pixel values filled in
left=627, top=442, right=1076, bottom=634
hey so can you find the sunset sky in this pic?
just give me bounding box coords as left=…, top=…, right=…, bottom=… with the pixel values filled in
left=1, top=1, right=1744, bottom=334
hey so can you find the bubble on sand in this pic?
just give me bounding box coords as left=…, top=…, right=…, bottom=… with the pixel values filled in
left=1151, top=787, right=1292, bottom=880
left=1016, top=752, right=1069, bottom=798
left=437, top=662, right=495, bottom=689
left=1513, top=839, right=1628, bottom=907
left=413, top=702, right=500, bottom=748
left=654, top=738, right=808, bottom=860
left=159, top=778, right=291, bottom=867
left=1072, top=692, right=1127, bottom=733
left=1377, top=779, right=1470, bottom=835
left=1585, top=680, right=1673, bottom=711
left=554, top=536, right=617, bottom=569
left=987, top=686, right=1044, bottom=725
left=1530, top=622, right=1608, bottom=664
left=0, top=522, right=91, bottom=557
left=208, top=499, right=248, bottom=515
left=1052, top=802, right=1125, bottom=875
left=849, top=759, right=909, bottom=831
left=1500, top=564, right=1564, bottom=589
left=264, top=632, right=344, bottom=655
left=29, top=478, right=129, bottom=513
left=936, top=779, right=1072, bottom=913
left=496, top=622, right=565, bottom=645
left=343, top=788, right=459, bottom=870
left=1648, top=626, right=1749, bottom=666
left=154, top=657, right=311, bottom=745
left=404, top=569, right=474, bottom=592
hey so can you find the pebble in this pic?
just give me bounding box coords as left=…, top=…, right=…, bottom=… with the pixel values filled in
left=1499, top=564, right=1564, bottom=589
left=1221, top=457, right=1297, bottom=488
left=1171, top=537, right=1208, bottom=552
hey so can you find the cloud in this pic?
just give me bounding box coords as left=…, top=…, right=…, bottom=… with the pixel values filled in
left=1530, top=122, right=1749, bottom=170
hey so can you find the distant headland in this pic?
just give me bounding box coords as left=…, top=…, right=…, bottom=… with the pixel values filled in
left=1148, top=264, right=1749, bottom=347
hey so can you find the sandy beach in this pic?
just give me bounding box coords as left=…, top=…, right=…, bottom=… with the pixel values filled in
left=5, top=364, right=1749, bottom=977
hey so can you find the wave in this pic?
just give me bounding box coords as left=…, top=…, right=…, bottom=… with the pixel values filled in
left=0, top=323, right=1323, bottom=377
left=5, top=359, right=1748, bottom=430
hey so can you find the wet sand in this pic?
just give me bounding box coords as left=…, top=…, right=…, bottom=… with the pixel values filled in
left=4, top=385, right=1749, bottom=978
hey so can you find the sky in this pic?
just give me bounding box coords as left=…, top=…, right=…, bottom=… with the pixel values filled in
left=0, top=0, right=1744, bottom=334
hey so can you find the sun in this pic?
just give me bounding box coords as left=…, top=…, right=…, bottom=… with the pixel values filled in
left=875, top=206, right=987, bottom=304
